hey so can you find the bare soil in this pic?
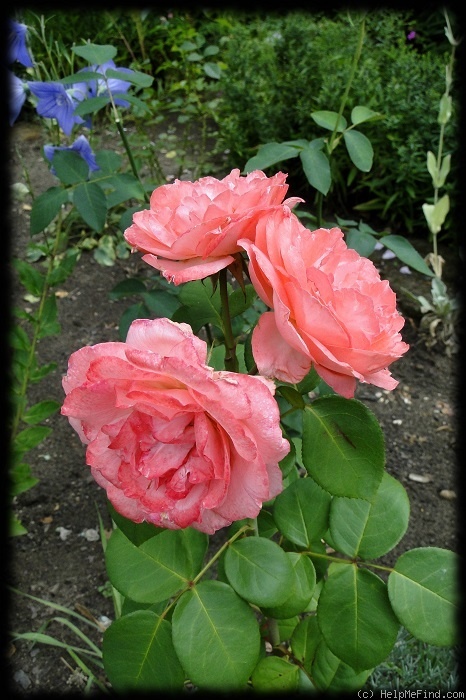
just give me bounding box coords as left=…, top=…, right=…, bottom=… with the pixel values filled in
left=4, top=121, right=463, bottom=696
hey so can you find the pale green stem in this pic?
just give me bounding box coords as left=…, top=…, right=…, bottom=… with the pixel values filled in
left=105, top=85, right=150, bottom=202
left=11, top=211, right=64, bottom=439
left=159, top=524, right=253, bottom=621
left=303, top=548, right=394, bottom=574
left=431, top=40, right=456, bottom=276
left=268, top=618, right=281, bottom=647
left=248, top=517, right=259, bottom=537
left=192, top=524, right=252, bottom=585
left=327, top=13, right=366, bottom=155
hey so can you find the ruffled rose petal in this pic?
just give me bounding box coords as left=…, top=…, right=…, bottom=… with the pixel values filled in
left=62, top=318, right=288, bottom=533
left=252, top=311, right=311, bottom=383
left=124, top=169, right=297, bottom=283
left=244, top=207, right=409, bottom=396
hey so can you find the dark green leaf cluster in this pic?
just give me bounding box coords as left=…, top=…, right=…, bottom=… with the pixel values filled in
left=98, top=283, right=459, bottom=692
left=216, top=10, right=457, bottom=238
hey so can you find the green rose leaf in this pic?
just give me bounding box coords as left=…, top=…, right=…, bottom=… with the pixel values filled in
left=273, top=476, right=331, bottom=547
left=291, top=614, right=322, bottom=673
left=141, top=290, right=181, bottom=319
left=329, top=472, right=410, bottom=559
left=278, top=385, right=305, bottom=409
left=107, top=504, right=163, bottom=546
left=224, top=536, right=293, bottom=607
left=318, top=564, right=400, bottom=671
left=251, top=656, right=300, bottom=691
left=105, top=527, right=208, bottom=603
left=387, top=547, right=459, bottom=646
left=109, top=278, right=147, bottom=300
left=302, top=396, right=384, bottom=500
left=10, top=460, right=39, bottom=498
left=276, top=616, right=300, bottom=643
left=312, top=639, right=373, bottom=692
left=228, top=284, right=256, bottom=318
left=172, top=580, right=261, bottom=689
left=262, top=553, right=316, bottom=618
left=173, top=280, right=222, bottom=332
left=102, top=610, right=185, bottom=691
left=278, top=437, right=297, bottom=479
left=296, top=366, right=321, bottom=394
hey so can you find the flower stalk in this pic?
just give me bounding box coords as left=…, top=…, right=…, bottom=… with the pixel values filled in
left=219, top=268, right=239, bottom=372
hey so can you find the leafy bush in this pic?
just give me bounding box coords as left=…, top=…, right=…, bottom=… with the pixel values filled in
left=216, top=9, right=458, bottom=237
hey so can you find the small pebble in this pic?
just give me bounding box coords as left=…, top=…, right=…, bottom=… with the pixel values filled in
left=56, top=527, right=72, bottom=541
left=408, top=473, right=432, bottom=483
left=439, top=489, right=456, bottom=500
left=79, top=528, right=100, bottom=542
left=14, top=670, right=31, bottom=690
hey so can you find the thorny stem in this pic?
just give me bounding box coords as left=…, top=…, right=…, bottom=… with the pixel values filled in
left=219, top=268, right=239, bottom=372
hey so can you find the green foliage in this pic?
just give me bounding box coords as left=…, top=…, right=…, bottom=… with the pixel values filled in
left=216, top=9, right=457, bottom=237
left=302, top=396, right=385, bottom=499
left=171, top=581, right=261, bottom=690
left=388, top=548, right=458, bottom=646
left=99, top=383, right=459, bottom=693
left=10, top=7, right=460, bottom=694
left=9, top=191, right=79, bottom=533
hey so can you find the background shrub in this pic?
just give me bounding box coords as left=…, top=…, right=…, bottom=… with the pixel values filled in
left=215, top=9, right=458, bottom=239
left=16, top=8, right=459, bottom=241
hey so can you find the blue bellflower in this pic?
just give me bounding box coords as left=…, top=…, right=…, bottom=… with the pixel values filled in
left=9, top=71, right=28, bottom=125
left=8, top=20, right=34, bottom=67
left=28, top=80, right=88, bottom=135
left=84, top=60, right=135, bottom=107
left=44, top=135, right=100, bottom=176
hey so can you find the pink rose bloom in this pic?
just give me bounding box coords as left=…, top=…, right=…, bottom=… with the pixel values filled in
left=239, top=206, right=409, bottom=399
left=61, top=318, right=289, bottom=534
left=124, top=169, right=302, bottom=284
